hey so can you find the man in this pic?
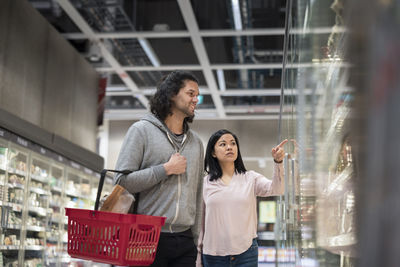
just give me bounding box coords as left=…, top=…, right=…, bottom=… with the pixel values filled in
left=114, top=70, right=204, bottom=266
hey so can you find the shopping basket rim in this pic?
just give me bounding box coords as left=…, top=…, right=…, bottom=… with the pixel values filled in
left=65, top=207, right=166, bottom=225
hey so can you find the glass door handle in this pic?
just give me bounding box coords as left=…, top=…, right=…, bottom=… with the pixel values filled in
left=284, top=153, right=290, bottom=225
left=289, top=158, right=297, bottom=224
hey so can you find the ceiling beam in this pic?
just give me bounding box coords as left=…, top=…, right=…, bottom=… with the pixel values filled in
left=103, top=109, right=305, bottom=121
left=95, top=63, right=282, bottom=72
left=106, top=88, right=321, bottom=97
left=96, top=65, right=202, bottom=72
left=95, top=61, right=351, bottom=72
left=96, top=61, right=352, bottom=73
left=106, top=88, right=282, bottom=96
left=177, top=0, right=225, bottom=118
left=62, top=27, right=346, bottom=39
left=54, top=0, right=149, bottom=108
left=62, top=29, right=284, bottom=39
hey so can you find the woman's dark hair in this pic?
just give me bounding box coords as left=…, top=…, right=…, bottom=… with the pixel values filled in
left=204, top=129, right=247, bottom=181
left=150, top=70, right=199, bottom=123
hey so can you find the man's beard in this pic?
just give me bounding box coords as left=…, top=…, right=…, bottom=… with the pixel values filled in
left=185, top=114, right=195, bottom=123
left=178, top=105, right=195, bottom=123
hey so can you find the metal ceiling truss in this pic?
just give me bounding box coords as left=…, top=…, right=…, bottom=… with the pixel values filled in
left=55, top=0, right=150, bottom=109
left=54, top=0, right=347, bottom=120
left=177, top=0, right=226, bottom=118
left=63, top=26, right=345, bottom=39
left=94, top=61, right=350, bottom=72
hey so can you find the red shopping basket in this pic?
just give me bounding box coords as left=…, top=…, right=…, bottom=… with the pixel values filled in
left=65, top=169, right=166, bottom=266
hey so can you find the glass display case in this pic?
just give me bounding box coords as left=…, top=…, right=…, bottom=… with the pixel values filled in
left=0, top=141, right=29, bottom=267
left=47, top=162, right=64, bottom=266
left=275, top=0, right=356, bottom=266
left=0, top=128, right=108, bottom=267
left=24, top=152, right=51, bottom=266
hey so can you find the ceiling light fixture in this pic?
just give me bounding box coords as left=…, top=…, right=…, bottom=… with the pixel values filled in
left=87, top=41, right=102, bottom=62
left=217, top=69, right=226, bottom=92
left=231, top=0, right=243, bottom=30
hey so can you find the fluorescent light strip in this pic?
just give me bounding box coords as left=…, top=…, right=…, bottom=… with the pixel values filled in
left=217, top=69, right=226, bottom=92
left=231, top=0, right=243, bottom=30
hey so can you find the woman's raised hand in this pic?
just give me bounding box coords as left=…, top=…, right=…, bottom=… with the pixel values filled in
left=271, top=139, right=288, bottom=163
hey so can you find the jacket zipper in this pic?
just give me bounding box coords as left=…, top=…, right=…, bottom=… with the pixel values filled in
left=166, top=132, right=188, bottom=232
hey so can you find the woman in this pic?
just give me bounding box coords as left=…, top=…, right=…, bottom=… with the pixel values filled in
left=197, top=129, right=287, bottom=267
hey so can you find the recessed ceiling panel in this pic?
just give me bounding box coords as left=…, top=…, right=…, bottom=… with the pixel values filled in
left=148, top=38, right=199, bottom=65
left=105, top=38, right=154, bottom=66
left=127, top=71, right=168, bottom=87
left=126, top=70, right=206, bottom=88
left=249, top=0, right=286, bottom=28
left=213, top=69, right=281, bottom=89
left=222, top=95, right=281, bottom=106
left=134, top=0, right=187, bottom=31
left=191, top=0, right=231, bottom=29
left=63, top=0, right=186, bottom=32
left=109, top=73, right=124, bottom=85
left=191, top=71, right=207, bottom=86
left=204, top=36, right=284, bottom=64
left=191, top=0, right=286, bottom=30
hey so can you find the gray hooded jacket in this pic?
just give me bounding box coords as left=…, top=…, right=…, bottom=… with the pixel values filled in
left=114, top=114, right=204, bottom=242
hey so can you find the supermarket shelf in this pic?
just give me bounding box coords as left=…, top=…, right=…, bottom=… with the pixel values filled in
left=0, top=201, right=23, bottom=212
left=49, top=202, right=61, bottom=208
left=258, top=231, right=275, bottom=240
left=6, top=182, right=24, bottom=190
left=27, top=207, right=47, bottom=216
left=65, top=190, right=82, bottom=198
left=30, top=174, right=48, bottom=184
left=46, top=237, right=59, bottom=243
left=49, top=216, right=62, bottom=224
left=30, top=187, right=50, bottom=195
left=7, top=168, right=27, bottom=177
left=0, top=245, right=19, bottom=250
left=24, top=245, right=45, bottom=251
left=3, top=224, right=22, bottom=230
left=26, top=225, right=46, bottom=232
left=50, top=186, right=62, bottom=193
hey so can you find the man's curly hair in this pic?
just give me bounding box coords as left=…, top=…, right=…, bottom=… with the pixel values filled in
left=150, top=70, right=199, bottom=123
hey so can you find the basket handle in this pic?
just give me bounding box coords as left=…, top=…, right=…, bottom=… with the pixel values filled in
left=94, top=169, right=133, bottom=211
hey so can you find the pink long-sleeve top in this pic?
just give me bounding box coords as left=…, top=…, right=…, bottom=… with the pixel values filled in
left=198, top=163, right=284, bottom=257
